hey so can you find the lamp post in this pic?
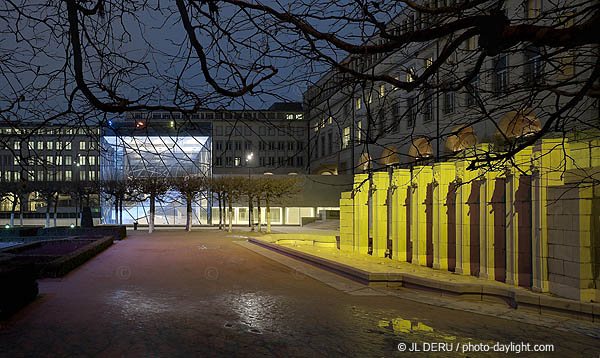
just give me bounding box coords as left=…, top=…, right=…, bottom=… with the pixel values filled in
left=246, top=152, right=254, bottom=229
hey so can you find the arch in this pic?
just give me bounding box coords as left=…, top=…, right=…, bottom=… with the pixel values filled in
left=314, top=163, right=338, bottom=175
left=408, top=137, right=433, bottom=160
left=445, top=125, right=479, bottom=153
left=380, top=146, right=400, bottom=166
left=496, top=110, right=541, bottom=139
left=357, top=153, right=373, bottom=172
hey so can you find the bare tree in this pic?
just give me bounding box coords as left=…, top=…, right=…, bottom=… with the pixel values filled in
left=171, top=175, right=205, bottom=231
left=133, top=176, right=171, bottom=233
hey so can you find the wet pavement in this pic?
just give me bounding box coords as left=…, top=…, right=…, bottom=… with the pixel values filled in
left=0, top=229, right=598, bottom=357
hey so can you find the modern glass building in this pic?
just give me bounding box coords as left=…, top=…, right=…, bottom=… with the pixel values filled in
left=100, top=117, right=212, bottom=225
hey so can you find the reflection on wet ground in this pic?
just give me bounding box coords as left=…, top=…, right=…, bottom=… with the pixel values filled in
left=0, top=231, right=598, bottom=357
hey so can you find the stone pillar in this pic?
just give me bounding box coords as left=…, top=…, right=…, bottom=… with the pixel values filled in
left=479, top=167, right=498, bottom=280
left=454, top=159, right=477, bottom=275
left=353, top=174, right=370, bottom=255
left=505, top=146, right=533, bottom=286
left=339, top=191, right=354, bottom=252
left=391, top=169, right=411, bottom=262
left=372, top=171, right=389, bottom=257
left=432, top=162, right=455, bottom=270
left=411, top=166, right=433, bottom=267
left=531, top=139, right=567, bottom=292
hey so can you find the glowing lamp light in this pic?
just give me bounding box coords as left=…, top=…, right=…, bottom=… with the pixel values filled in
left=108, top=120, right=113, bottom=126
left=70, top=223, right=75, bottom=228
left=5, top=224, right=10, bottom=229
left=136, top=121, right=144, bottom=128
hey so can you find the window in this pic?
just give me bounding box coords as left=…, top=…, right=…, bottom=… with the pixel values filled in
left=234, top=127, right=242, bottom=136
left=443, top=91, right=455, bottom=114
left=423, top=89, right=434, bottom=122
left=287, top=141, right=295, bottom=151
left=259, top=141, right=266, bottom=151
left=226, top=141, right=232, bottom=150
left=268, top=128, right=276, bottom=136
left=297, top=141, right=304, bottom=151
left=424, top=56, right=433, bottom=69
left=214, top=157, right=222, bottom=166
left=56, top=171, right=62, bottom=181
left=287, top=157, right=294, bottom=166
left=379, top=84, right=385, bottom=97
left=356, top=97, right=361, bottom=110
left=66, top=142, right=71, bottom=150
left=245, top=141, right=253, bottom=150
left=295, top=114, right=303, bottom=120
left=466, top=74, right=479, bottom=106
left=234, top=141, right=242, bottom=151
left=46, top=156, right=53, bottom=165
left=259, top=126, right=266, bottom=136
left=65, top=156, right=72, bottom=165
left=267, top=141, right=274, bottom=150
left=278, top=141, right=285, bottom=150
left=277, top=157, right=284, bottom=166
left=89, top=171, right=96, bottom=181
left=494, top=55, right=509, bottom=93
left=79, top=156, right=86, bottom=166
left=366, top=93, right=372, bottom=104
left=80, top=141, right=86, bottom=150
left=527, top=0, right=542, bottom=18
left=268, top=157, right=275, bottom=166
left=14, top=141, right=20, bottom=150
left=466, top=36, right=477, bottom=51
left=226, top=157, right=233, bottom=167
left=259, top=157, right=266, bottom=166
left=13, top=155, right=19, bottom=165
left=37, top=142, right=43, bottom=150
left=286, top=113, right=294, bottom=120
left=56, top=141, right=62, bottom=150
left=356, top=121, right=362, bottom=142
left=525, top=46, right=544, bottom=83
left=79, top=171, right=86, bottom=181
left=56, top=156, right=63, bottom=165
left=89, top=156, right=96, bottom=166
left=407, top=97, right=416, bottom=128
left=215, top=141, right=223, bottom=151
left=342, top=127, right=350, bottom=149
left=244, top=127, right=252, bottom=136
left=406, top=67, right=415, bottom=82
left=296, top=156, right=304, bottom=167
left=47, top=141, right=53, bottom=150
left=234, top=157, right=241, bottom=167
left=328, top=116, right=333, bottom=124
left=216, top=126, right=223, bottom=136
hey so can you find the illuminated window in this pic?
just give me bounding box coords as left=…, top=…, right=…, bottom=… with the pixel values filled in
left=356, top=97, right=361, bottom=110
left=424, top=56, right=433, bottom=69
left=328, top=116, right=332, bottom=124
left=367, top=93, right=372, bottom=104
left=406, top=67, right=415, bottom=82
left=80, top=141, right=86, bottom=150
left=14, top=141, right=20, bottom=150
left=66, top=142, right=71, bottom=150
left=527, top=0, right=542, bottom=18
left=89, top=171, right=96, bottom=181
left=80, top=171, right=86, bottom=181
left=342, top=127, right=350, bottom=149
left=65, top=170, right=71, bottom=181
left=379, top=84, right=385, bottom=97
left=234, top=157, right=241, bottom=167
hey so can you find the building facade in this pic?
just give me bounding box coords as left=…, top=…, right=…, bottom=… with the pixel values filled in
left=304, top=0, right=599, bottom=175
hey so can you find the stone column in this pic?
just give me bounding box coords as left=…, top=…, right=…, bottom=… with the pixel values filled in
left=339, top=191, right=354, bottom=252
left=353, top=174, right=370, bottom=255
left=411, top=165, right=433, bottom=267
left=391, top=169, right=411, bottom=262
left=454, top=159, right=477, bottom=275
left=531, top=139, right=567, bottom=292
left=432, top=162, right=455, bottom=270
left=372, top=171, right=389, bottom=257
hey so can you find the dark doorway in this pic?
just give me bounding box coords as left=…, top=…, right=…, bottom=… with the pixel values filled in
left=446, top=182, right=457, bottom=272
left=491, top=178, right=506, bottom=282
left=516, top=176, right=532, bottom=288
left=467, top=181, right=482, bottom=277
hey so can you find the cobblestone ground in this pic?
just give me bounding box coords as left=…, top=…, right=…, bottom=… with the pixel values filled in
left=0, top=230, right=598, bottom=357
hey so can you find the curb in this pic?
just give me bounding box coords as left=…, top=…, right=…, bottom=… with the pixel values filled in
left=248, top=238, right=600, bottom=323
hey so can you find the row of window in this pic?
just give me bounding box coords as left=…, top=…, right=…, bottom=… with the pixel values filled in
left=214, top=126, right=305, bottom=137
left=7, top=141, right=98, bottom=151
left=1, top=170, right=98, bottom=182
left=133, top=112, right=304, bottom=121
left=214, top=140, right=304, bottom=152
left=5, top=155, right=98, bottom=167
left=214, top=156, right=304, bottom=168
left=0, top=128, right=100, bottom=135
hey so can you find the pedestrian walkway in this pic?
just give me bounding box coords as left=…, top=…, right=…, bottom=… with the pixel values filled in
left=248, top=234, right=600, bottom=328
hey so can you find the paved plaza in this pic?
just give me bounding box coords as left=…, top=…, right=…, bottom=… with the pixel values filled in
left=0, top=230, right=598, bottom=357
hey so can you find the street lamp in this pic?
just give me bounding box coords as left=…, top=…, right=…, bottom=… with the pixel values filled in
left=246, top=152, right=253, bottom=228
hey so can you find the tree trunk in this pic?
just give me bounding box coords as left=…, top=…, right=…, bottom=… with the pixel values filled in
left=257, top=197, right=262, bottom=233
left=119, top=197, right=123, bottom=225
left=266, top=197, right=271, bottom=234
left=149, top=194, right=155, bottom=233
left=53, top=194, right=58, bottom=227
left=218, top=194, right=223, bottom=230
left=75, top=196, right=79, bottom=226
left=45, top=197, right=51, bottom=228
left=228, top=196, right=233, bottom=233
left=19, top=195, right=23, bottom=227
left=10, top=195, right=16, bottom=228
left=249, top=194, right=254, bottom=231
left=114, top=197, right=119, bottom=225
left=186, top=197, right=193, bottom=232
